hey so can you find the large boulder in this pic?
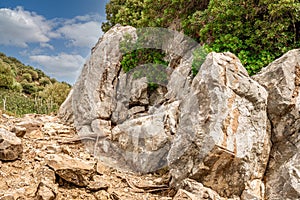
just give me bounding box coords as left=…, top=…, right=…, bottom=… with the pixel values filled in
left=60, top=25, right=300, bottom=199
left=60, top=25, right=199, bottom=174
left=71, top=25, right=137, bottom=136
left=253, top=49, right=300, bottom=199
left=167, top=52, right=271, bottom=198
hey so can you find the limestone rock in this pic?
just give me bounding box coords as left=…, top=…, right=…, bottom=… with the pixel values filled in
left=11, top=126, right=26, bottom=137
left=168, top=52, right=270, bottom=197
left=36, top=183, right=56, bottom=200
left=87, top=175, right=109, bottom=191
left=0, top=128, right=23, bottom=161
left=34, top=166, right=57, bottom=199
left=96, top=101, right=180, bottom=173
left=65, top=25, right=193, bottom=174
left=253, top=49, right=300, bottom=199
left=57, top=89, right=74, bottom=124
left=45, top=154, right=96, bottom=187
left=0, top=195, right=14, bottom=200
left=14, top=116, right=43, bottom=133
left=57, top=26, right=300, bottom=199
left=111, top=74, right=149, bottom=124
left=173, top=179, right=229, bottom=200
left=71, top=25, right=137, bottom=135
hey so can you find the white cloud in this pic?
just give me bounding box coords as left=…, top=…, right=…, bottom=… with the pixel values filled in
left=40, top=43, right=54, bottom=50
left=0, top=7, right=57, bottom=47
left=30, top=53, right=85, bottom=83
left=0, top=7, right=102, bottom=49
left=64, top=14, right=102, bottom=25
left=57, top=21, right=102, bottom=48
left=0, top=6, right=104, bottom=83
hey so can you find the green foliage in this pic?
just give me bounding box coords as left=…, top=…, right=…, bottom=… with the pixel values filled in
left=0, top=88, right=47, bottom=116
left=121, top=49, right=168, bottom=72
left=0, top=52, right=71, bottom=115
left=22, top=73, right=32, bottom=82
left=21, top=81, right=37, bottom=94
left=188, top=0, right=300, bottom=75
left=192, top=46, right=208, bottom=76
left=0, top=59, right=14, bottom=89
left=39, top=77, right=51, bottom=86
left=11, top=82, right=23, bottom=93
left=27, top=69, right=39, bottom=81
left=119, top=31, right=169, bottom=88
left=102, top=0, right=209, bottom=32
left=40, top=82, right=71, bottom=106
left=103, top=0, right=300, bottom=76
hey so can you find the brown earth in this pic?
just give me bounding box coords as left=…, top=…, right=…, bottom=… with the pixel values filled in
left=0, top=112, right=174, bottom=200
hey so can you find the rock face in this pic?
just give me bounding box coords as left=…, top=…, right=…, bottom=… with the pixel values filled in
left=253, top=49, right=300, bottom=199
left=167, top=52, right=270, bottom=197
left=0, top=128, right=22, bottom=161
left=59, top=25, right=300, bottom=199
left=67, top=25, right=199, bottom=174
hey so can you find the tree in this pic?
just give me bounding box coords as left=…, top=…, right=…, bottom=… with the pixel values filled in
left=22, top=73, right=32, bottom=82
left=39, top=77, right=51, bottom=86
left=0, top=59, right=14, bottom=89
left=40, top=82, right=71, bottom=107
left=102, top=0, right=300, bottom=75
left=21, top=81, right=37, bottom=94
left=102, top=0, right=209, bottom=32
left=187, top=0, right=300, bottom=74
left=27, top=69, right=39, bottom=81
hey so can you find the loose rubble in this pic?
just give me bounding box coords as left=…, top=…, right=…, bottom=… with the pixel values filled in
left=0, top=114, right=174, bottom=199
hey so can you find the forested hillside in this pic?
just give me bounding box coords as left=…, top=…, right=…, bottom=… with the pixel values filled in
left=0, top=52, right=71, bottom=116
left=103, top=0, right=300, bottom=75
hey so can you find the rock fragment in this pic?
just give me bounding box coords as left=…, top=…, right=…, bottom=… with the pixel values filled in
left=0, top=128, right=22, bottom=161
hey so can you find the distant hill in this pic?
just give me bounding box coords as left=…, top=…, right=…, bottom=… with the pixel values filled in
left=0, top=52, right=71, bottom=116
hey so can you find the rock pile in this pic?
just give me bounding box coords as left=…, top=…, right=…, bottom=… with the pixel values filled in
left=59, top=25, right=300, bottom=199
left=0, top=114, right=172, bottom=199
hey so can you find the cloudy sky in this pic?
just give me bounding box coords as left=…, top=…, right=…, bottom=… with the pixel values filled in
left=0, top=0, right=109, bottom=84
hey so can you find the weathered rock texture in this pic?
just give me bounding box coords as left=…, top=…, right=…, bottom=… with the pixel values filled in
left=167, top=52, right=270, bottom=198
left=0, top=128, right=22, bottom=161
left=59, top=25, right=300, bottom=199
left=0, top=114, right=171, bottom=200
left=66, top=25, right=199, bottom=174
left=253, top=49, right=300, bottom=199
left=45, top=154, right=96, bottom=187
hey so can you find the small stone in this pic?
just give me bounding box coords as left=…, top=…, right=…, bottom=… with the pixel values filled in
left=0, top=195, right=14, bottom=200
left=87, top=181, right=109, bottom=191
left=11, top=126, right=26, bottom=137
left=0, top=128, right=23, bottom=161
left=96, top=161, right=110, bottom=175
left=87, top=175, right=109, bottom=191
left=36, top=183, right=56, bottom=200
left=93, top=190, right=110, bottom=200
left=45, top=154, right=95, bottom=187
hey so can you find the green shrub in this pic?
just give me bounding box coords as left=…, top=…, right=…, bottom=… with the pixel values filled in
left=192, top=46, right=208, bottom=76
left=22, top=73, right=32, bottom=82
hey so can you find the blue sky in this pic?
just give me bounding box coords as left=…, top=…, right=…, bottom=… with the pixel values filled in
left=0, top=0, right=109, bottom=84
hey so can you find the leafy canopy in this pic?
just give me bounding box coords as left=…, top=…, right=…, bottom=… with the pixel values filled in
left=103, top=0, right=300, bottom=75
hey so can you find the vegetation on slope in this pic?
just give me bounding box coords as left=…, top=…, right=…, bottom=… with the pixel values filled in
left=103, top=0, right=300, bottom=75
left=0, top=52, right=71, bottom=116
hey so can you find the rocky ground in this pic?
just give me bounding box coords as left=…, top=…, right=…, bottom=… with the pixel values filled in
left=0, top=112, right=175, bottom=200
